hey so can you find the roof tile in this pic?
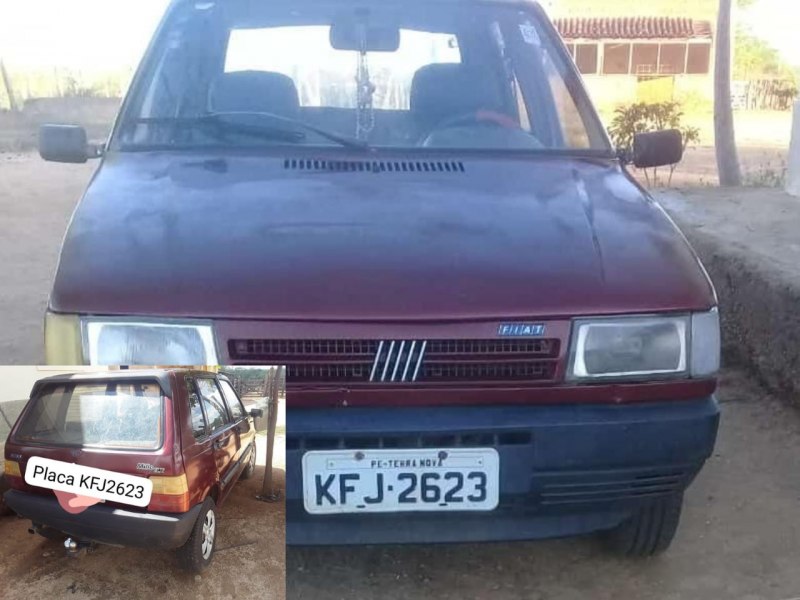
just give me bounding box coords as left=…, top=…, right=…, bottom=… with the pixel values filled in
left=554, top=17, right=713, bottom=40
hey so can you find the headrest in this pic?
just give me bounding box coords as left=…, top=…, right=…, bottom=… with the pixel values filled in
left=208, top=70, right=300, bottom=118
left=410, top=64, right=506, bottom=130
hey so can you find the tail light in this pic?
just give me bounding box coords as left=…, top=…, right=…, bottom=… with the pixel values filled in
left=147, top=474, right=190, bottom=513
left=4, top=460, right=23, bottom=489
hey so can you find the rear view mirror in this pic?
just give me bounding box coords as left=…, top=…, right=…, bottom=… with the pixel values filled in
left=632, top=129, right=683, bottom=168
left=39, top=124, right=99, bottom=164
left=330, top=17, right=400, bottom=52
left=250, top=408, right=264, bottom=419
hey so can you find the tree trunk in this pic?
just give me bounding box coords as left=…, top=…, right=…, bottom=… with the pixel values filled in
left=0, top=59, right=19, bottom=112
left=714, top=0, right=742, bottom=186
left=260, top=366, right=284, bottom=501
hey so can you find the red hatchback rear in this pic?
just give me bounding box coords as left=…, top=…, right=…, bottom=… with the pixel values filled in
left=3, top=370, right=261, bottom=572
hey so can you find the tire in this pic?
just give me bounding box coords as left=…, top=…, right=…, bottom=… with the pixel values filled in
left=603, top=494, right=683, bottom=557
left=177, top=498, right=217, bottom=573
left=240, top=443, right=257, bottom=480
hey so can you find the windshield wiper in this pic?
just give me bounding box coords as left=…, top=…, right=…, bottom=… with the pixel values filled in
left=129, top=112, right=369, bottom=150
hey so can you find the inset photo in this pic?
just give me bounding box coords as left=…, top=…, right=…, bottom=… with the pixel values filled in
left=0, top=365, right=285, bottom=600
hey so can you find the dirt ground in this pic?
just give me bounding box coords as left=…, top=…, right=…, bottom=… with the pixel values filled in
left=658, top=145, right=788, bottom=187
left=0, top=153, right=96, bottom=364
left=0, top=434, right=286, bottom=600
left=287, top=370, right=800, bottom=600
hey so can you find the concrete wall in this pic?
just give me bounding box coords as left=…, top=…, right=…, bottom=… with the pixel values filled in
left=0, top=400, right=28, bottom=446
left=788, top=101, right=800, bottom=197
left=0, top=366, right=101, bottom=405
left=583, top=74, right=713, bottom=112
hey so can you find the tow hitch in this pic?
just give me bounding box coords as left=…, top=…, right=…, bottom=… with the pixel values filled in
left=63, top=537, right=96, bottom=558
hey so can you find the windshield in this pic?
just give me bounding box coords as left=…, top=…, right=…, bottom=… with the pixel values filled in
left=15, top=381, right=164, bottom=450
left=115, top=0, right=609, bottom=152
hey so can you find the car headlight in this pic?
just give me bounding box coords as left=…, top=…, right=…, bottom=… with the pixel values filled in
left=45, top=312, right=218, bottom=366
left=568, top=309, right=719, bottom=381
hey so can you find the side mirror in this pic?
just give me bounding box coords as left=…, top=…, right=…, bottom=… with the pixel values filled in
left=249, top=408, right=264, bottom=419
left=632, top=129, right=683, bottom=168
left=39, top=124, right=101, bottom=163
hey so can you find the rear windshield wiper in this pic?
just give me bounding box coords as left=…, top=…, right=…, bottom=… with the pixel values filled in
left=128, top=112, right=369, bottom=150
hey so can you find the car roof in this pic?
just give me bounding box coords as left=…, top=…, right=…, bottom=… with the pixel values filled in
left=29, top=369, right=225, bottom=398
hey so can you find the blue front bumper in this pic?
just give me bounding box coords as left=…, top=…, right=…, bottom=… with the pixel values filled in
left=286, top=397, right=720, bottom=545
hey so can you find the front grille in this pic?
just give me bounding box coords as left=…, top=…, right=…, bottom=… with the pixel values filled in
left=287, top=430, right=533, bottom=451
left=536, top=468, right=692, bottom=505
left=230, top=338, right=561, bottom=385
left=422, top=361, right=555, bottom=382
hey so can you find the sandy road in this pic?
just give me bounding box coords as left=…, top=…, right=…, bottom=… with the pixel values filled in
left=0, top=153, right=96, bottom=364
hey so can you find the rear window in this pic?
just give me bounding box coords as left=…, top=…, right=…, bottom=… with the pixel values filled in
left=225, top=26, right=461, bottom=109
left=15, top=381, right=164, bottom=451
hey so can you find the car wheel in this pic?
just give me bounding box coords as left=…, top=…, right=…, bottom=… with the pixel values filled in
left=240, top=443, right=257, bottom=480
left=603, top=494, right=683, bottom=557
left=177, top=498, right=217, bottom=573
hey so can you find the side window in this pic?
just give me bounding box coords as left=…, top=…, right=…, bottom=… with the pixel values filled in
left=196, top=379, right=230, bottom=433
left=186, top=378, right=208, bottom=439
left=218, top=380, right=247, bottom=421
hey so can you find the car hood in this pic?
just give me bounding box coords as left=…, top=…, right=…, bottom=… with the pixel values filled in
left=51, top=151, right=715, bottom=320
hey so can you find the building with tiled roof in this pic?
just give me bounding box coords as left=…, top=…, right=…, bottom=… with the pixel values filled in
left=544, top=0, right=718, bottom=110
left=553, top=17, right=712, bottom=41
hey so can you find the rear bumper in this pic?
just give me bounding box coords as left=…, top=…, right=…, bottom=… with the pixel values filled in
left=4, top=490, right=201, bottom=549
left=286, top=397, right=720, bottom=545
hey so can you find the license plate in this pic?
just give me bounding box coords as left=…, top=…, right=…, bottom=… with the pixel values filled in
left=302, top=448, right=499, bottom=514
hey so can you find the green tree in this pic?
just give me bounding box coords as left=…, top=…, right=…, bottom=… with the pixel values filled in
left=734, top=28, right=796, bottom=81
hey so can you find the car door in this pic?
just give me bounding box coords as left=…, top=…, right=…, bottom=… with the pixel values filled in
left=218, top=378, right=255, bottom=464
left=182, top=375, right=217, bottom=506
left=195, top=378, right=238, bottom=499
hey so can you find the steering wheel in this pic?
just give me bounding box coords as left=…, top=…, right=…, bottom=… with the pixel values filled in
left=431, top=110, right=520, bottom=133
left=419, top=110, right=523, bottom=146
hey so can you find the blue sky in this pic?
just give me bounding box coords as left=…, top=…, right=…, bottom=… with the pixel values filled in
left=0, top=0, right=797, bottom=70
